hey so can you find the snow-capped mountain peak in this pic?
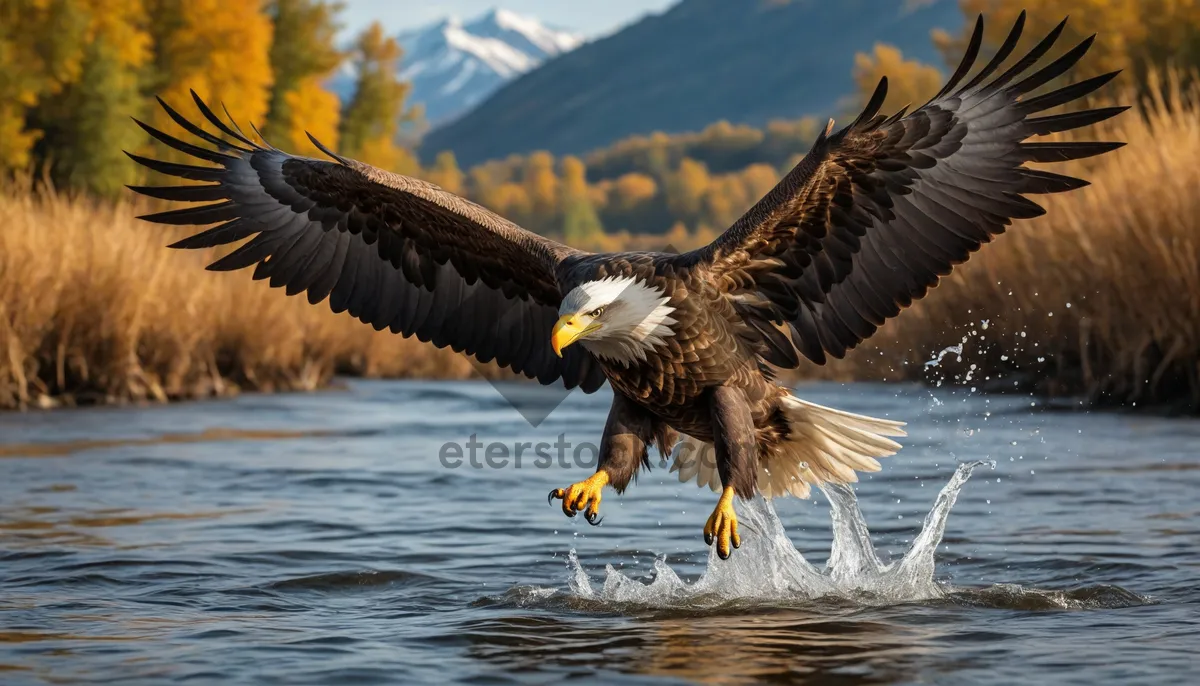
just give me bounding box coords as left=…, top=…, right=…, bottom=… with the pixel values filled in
left=467, top=9, right=584, bottom=55
left=395, top=9, right=584, bottom=125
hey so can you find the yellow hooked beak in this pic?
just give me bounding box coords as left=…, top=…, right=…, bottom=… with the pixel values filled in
left=551, top=315, right=600, bottom=357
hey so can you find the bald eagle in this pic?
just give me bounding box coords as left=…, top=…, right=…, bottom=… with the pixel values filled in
left=129, top=14, right=1124, bottom=559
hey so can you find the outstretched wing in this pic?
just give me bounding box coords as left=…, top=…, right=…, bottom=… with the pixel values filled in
left=127, top=93, right=605, bottom=391
left=688, top=12, right=1127, bottom=365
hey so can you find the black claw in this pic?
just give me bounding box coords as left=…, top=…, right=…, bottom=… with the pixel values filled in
left=565, top=509, right=577, bottom=518
left=732, top=537, right=741, bottom=549
left=548, top=489, right=561, bottom=505
left=585, top=511, right=603, bottom=526
left=704, top=532, right=714, bottom=546
left=718, top=547, right=732, bottom=561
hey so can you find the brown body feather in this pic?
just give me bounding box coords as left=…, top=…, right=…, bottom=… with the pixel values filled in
left=129, top=12, right=1123, bottom=501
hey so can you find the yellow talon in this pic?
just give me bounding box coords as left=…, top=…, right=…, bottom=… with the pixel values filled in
left=548, top=471, right=609, bottom=525
left=703, top=486, right=741, bottom=560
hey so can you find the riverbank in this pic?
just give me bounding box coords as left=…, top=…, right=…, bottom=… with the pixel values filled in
left=0, top=187, right=481, bottom=409
left=3, top=80, right=1197, bottom=412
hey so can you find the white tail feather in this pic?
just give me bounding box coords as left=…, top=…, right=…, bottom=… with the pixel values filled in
left=669, top=393, right=906, bottom=499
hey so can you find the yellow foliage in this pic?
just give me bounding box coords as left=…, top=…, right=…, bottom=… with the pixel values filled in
left=523, top=151, right=559, bottom=216
left=425, top=151, right=464, bottom=195
left=150, top=0, right=274, bottom=138
left=0, top=105, right=40, bottom=173
left=560, top=156, right=589, bottom=199
left=265, top=0, right=344, bottom=141
left=79, top=0, right=152, bottom=70
left=279, top=76, right=340, bottom=156
left=611, top=173, right=658, bottom=210
left=664, top=221, right=691, bottom=248
left=338, top=21, right=421, bottom=174
left=936, top=0, right=1200, bottom=86
left=702, top=177, right=740, bottom=228
left=739, top=164, right=778, bottom=203
left=0, top=0, right=151, bottom=173
left=586, top=182, right=609, bottom=209
left=854, top=43, right=943, bottom=113
left=485, top=182, right=533, bottom=220
left=667, top=158, right=710, bottom=218
left=353, top=136, right=420, bottom=176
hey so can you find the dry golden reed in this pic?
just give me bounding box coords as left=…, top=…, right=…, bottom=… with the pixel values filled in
left=1, top=75, right=1198, bottom=411
left=0, top=186, right=477, bottom=409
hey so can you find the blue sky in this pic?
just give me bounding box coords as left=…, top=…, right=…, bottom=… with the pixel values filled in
left=340, top=0, right=678, bottom=38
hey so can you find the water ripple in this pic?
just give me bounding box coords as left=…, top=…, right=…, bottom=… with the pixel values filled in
left=0, top=380, right=1195, bottom=684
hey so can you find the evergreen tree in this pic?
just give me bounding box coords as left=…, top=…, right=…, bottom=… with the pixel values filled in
left=338, top=22, right=418, bottom=173
left=560, top=156, right=603, bottom=244
left=20, top=0, right=149, bottom=195
left=265, top=0, right=344, bottom=153
left=0, top=0, right=90, bottom=174
left=35, top=37, right=145, bottom=196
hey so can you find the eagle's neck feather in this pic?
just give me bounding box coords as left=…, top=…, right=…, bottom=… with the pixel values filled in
left=571, top=276, right=677, bottom=365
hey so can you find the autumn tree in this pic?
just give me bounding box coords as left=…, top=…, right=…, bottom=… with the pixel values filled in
left=523, top=151, right=559, bottom=221
left=560, top=155, right=603, bottom=244
left=853, top=43, right=942, bottom=115
left=666, top=158, right=711, bottom=223
left=934, top=0, right=1200, bottom=92
left=339, top=22, right=418, bottom=173
left=611, top=173, right=658, bottom=211
left=485, top=182, right=533, bottom=223
left=425, top=151, right=464, bottom=195
left=35, top=36, right=145, bottom=196
left=146, top=0, right=274, bottom=159
left=265, top=0, right=344, bottom=155
left=740, top=163, right=779, bottom=202
left=15, top=0, right=151, bottom=196
left=0, top=0, right=90, bottom=174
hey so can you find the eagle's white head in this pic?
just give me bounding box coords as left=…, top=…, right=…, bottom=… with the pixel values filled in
left=552, top=276, right=678, bottom=365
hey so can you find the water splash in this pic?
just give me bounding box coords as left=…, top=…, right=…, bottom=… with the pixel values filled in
left=925, top=339, right=967, bottom=368
left=567, top=460, right=994, bottom=607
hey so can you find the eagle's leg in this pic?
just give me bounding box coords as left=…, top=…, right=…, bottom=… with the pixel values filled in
left=704, top=385, right=758, bottom=559
left=548, top=393, right=656, bottom=525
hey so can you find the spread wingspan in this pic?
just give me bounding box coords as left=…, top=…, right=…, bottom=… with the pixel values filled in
left=127, top=93, right=605, bottom=391
left=690, top=12, right=1127, bottom=365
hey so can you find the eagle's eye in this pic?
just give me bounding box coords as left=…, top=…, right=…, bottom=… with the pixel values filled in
left=588, top=306, right=606, bottom=318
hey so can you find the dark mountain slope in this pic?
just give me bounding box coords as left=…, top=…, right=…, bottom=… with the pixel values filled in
left=419, top=0, right=965, bottom=166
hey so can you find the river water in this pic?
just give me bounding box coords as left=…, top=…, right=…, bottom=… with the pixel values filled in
left=0, top=380, right=1196, bottom=684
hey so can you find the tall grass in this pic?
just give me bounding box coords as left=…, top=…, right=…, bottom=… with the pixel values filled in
left=0, top=186, right=478, bottom=409
left=2, top=78, right=1198, bottom=411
